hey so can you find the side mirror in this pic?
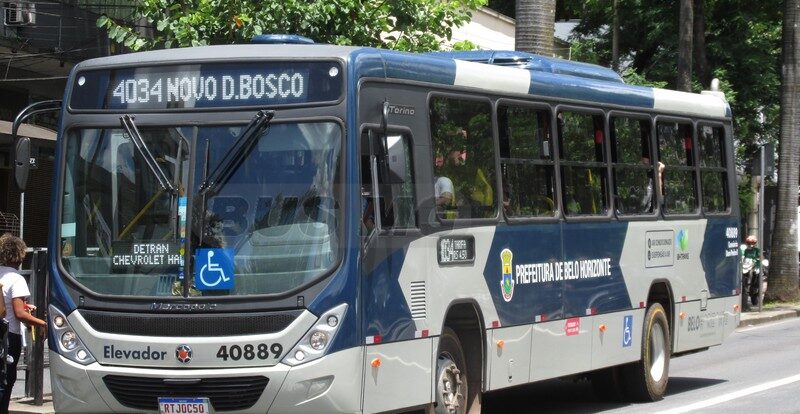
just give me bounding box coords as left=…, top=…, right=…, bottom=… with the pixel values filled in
left=14, top=137, right=31, bottom=192
left=384, top=134, right=407, bottom=184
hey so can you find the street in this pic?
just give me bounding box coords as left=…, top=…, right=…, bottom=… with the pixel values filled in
left=484, top=317, right=800, bottom=413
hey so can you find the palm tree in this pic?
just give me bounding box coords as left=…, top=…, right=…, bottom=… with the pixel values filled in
left=768, top=0, right=800, bottom=301
left=676, top=0, right=693, bottom=91
left=515, top=0, right=555, bottom=56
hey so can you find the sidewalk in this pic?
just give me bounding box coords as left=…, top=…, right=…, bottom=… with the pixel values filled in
left=738, top=305, right=800, bottom=327
left=9, top=306, right=800, bottom=414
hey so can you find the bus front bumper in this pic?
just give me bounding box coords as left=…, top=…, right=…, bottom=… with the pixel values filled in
left=50, top=347, right=363, bottom=413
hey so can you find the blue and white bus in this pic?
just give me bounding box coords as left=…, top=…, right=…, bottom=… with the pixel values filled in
left=28, top=36, right=740, bottom=413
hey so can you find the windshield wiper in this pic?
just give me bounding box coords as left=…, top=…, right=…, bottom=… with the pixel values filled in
left=120, top=114, right=177, bottom=194
left=198, top=110, right=275, bottom=198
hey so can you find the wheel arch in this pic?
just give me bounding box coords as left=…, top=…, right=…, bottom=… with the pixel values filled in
left=647, top=279, right=675, bottom=348
left=441, top=299, right=486, bottom=393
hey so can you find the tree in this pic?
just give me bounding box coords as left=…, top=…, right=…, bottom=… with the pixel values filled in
left=572, top=0, right=783, bottom=172
left=676, top=0, right=693, bottom=91
left=97, top=0, right=485, bottom=53
left=768, top=0, right=800, bottom=301
left=693, top=0, right=711, bottom=88
left=515, top=0, right=556, bottom=55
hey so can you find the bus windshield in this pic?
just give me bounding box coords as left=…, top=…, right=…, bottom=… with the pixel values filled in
left=61, top=121, right=342, bottom=298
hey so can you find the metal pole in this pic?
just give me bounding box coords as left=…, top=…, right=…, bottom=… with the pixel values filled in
left=24, top=249, right=46, bottom=405
left=757, top=145, right=765, bottom=311
left=19, top=192, right=24, bottom=239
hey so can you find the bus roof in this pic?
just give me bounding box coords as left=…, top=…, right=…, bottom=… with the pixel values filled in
left=352, top=48, right=732, bottom=119
left=71, top=44, right=731, bottom=120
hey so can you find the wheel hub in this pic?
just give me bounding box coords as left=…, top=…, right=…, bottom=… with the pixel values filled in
left=437, top=357, right=464, bottom=414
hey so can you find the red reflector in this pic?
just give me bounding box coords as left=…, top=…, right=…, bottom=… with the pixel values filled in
left=639, top=301, right=645, bottom=308
left=682, top=296, right=687, bottom=302
left=421, top=330, right=429, bottom=338
left=491, top=320, right=500, bottom=328
left=374, top=335, right=382, bottom=344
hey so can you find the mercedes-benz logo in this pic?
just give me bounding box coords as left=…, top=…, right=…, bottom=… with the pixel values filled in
left=176, top=345, right=193, bottom=363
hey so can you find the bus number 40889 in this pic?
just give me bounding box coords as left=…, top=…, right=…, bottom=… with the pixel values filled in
left=216, top=343, right=283, bottom=361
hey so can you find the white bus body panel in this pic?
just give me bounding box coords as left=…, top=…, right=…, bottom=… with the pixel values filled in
left=51, top=347, right=365, bottom=414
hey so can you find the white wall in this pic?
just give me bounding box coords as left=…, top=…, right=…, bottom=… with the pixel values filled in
left=449, top=7, right=515, bottom=51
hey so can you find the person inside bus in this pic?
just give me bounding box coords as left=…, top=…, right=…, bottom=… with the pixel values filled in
left=640, top=130, right=665, bottom=212
left=434, top=149, right=461, bottom=219
left=0, top=234, right=47, bottom=413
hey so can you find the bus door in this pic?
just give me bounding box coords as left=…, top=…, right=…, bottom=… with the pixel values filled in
left=359, top=126, right=431, bottom=413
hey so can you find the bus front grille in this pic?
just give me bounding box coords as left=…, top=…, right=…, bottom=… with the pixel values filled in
left=80, top=309, right=301, bottom=337
left=103, top=375, right=269, bottom=411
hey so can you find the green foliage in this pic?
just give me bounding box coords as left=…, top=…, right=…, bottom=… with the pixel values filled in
left=738, top=174, right=754, bottom=218
left=452, top=40, right=480, bottom=51
left=97, top=0, right=486, bottom=53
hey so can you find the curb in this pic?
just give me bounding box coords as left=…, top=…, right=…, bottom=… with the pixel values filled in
left=738, top=308, right=800, bottom=328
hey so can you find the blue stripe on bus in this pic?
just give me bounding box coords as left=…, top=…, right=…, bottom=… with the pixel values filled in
left=529, top=71, right=655, bottom=109
left=362, top=248, right=417, bottom=342
left=700, top=218, right=740, bottom=297
left=484, top=221, right=631, bottom=326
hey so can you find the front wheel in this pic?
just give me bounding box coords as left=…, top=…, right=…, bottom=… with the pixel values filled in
left=431, top=327, right=478, bottom=414
left=621, top=302, right=671, bottom=401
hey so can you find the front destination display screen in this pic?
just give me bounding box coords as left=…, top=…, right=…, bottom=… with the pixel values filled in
left=70, top=61, right=343, bottom=110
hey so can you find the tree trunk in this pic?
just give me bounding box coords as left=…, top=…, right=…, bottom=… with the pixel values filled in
left=768, top=0, right=800, bottom=302
left=676, top=0, right=693, bottom=91
left=515, top=0, right=555, bottom=56
left=612, top=0, right=620, bottom=72
left=692, top=0, right=711, bottom=88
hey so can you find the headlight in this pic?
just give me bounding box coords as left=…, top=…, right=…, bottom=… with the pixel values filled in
left=49, top=305, right=96, bottom=365
left=60, top=331, right=78, bottom=350
left=283, top=303, right=347, bottom=366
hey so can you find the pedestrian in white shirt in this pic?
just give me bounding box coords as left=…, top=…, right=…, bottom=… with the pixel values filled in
left=0, top=234, right=45, bottom=414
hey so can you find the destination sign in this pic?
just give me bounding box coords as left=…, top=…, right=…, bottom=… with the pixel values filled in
left=70, top=61, right=342, bottom=111
left=111, top=241, right=183, bottom=273
left=437, top=236, right=475, bottom=266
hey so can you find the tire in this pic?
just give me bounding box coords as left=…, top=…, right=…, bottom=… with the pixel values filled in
left=621, top=302, right=671, bottom=402
left=431, top=327, right=478, bottom=414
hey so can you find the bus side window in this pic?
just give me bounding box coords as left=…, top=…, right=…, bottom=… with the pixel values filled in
left=657, top=121, right=697, bottom=214
left=558, top=110, right=608, bottom=216
left=698, top=125, right=728, bottom=213
left=610, top=116, right=654, bottom=215
left=360, top=132, right=416, bottom=236
left=498, top=105, right=555, bottom=218
left=429, top=97, right=497, bottom=220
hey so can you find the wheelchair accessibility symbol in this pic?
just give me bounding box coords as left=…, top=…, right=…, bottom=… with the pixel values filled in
left=622, top=315, right=633, bottom=347
left=195, top=248, right=234, bottom=290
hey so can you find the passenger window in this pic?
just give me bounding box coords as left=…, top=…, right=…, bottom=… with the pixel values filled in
left=611, top=116, right=654, bottom=215
left=498, top=105, right=555, bottom=217
left=657, top=121, right=697, bottom=214
left=558, top=110, right=607, bottom=216
left=698, top=125, right=728, bottom=213
left=360, top=132, right=416, bottom=236
left=430, top=97, right=496, bottom=220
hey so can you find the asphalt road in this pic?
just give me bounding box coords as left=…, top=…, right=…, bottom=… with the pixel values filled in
left=483, top=317, right=800, bottom=413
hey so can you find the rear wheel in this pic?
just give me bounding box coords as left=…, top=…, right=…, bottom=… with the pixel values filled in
left=432, top=327, right=473, bottom=414
left=621, top=302, right=671, bottom=401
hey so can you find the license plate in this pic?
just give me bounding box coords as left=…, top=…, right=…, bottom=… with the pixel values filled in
left=158, top=397, right=210, bottom=414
